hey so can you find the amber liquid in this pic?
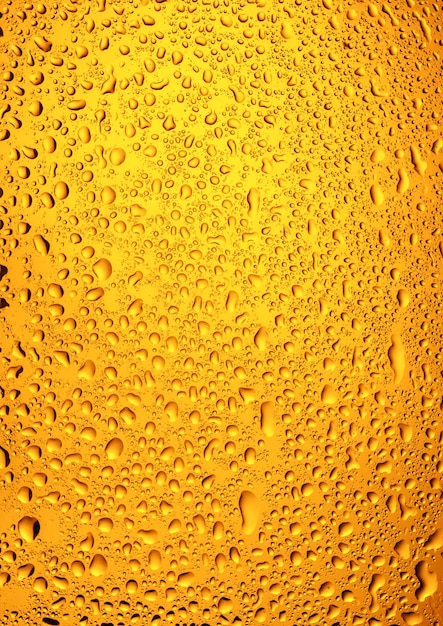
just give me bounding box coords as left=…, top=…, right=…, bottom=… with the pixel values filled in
left=0, top=0, right=443, bottom=624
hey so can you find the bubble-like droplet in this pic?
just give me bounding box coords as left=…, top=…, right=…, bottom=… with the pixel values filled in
left=48, top=283, right=63, bottom=298
left=80, top=532, right=94, bottom=551
left=180, top=184, right=192, bottom=199
left=33, top=234, right=50, bottom=255
left=128, top=299, right=143, bottom=316
left=86, top=287, right=104, bottom=301
left=105, top=437, right=124, bottom=460
left=54, top=181, right=69, bottom=200
left=67, top=99, right=87, bottom=110
left=281, top=21, right=295, bottom=39
left=138, top=529, right=158, bottom=544
left=397, top=288, right=410, bottom=308
left=0, top=446, right=10, bottom=469
left=177, top=572, right=195, bottom=588
left=260, top=401, right=275, bottom=437
left=321, top=384, right=337, bottom=405
left=244, top=447, right=256, bottom=465
left=411, top=145, right=427, bottom=176
left=101, top=186, right=116, bottom=204
left=247, top=187, right=260, bottom=216
left=78, top=126, right=91, bottom=143
left=78, top=360, right=96, bottom=380
left=338, top=522, right=353, bottom=537
left=397, top=167, right=409, bottom=194
left=218, top=597, right=234, bottom=614
left=148, top=550, right=162, bottom=570
left=17, top=516, right=40, bottom=542
left=254, top=327, right=268, bottom=350
left=98, top=517, right=113, bottom=533
left=163, top=115, right=176, bottom=131
left=415, top=561, right=438, bottom=602
left=109, top=147, right=126, bottom=166
left=17, top=486, right=32, bottom=503
left=370, top=183, right=384, bottom=206
left=226, top=290, right=239, bottom=312
left=388, top=334, right=406, bottom=386
left=28, top=100, right=43, bottom=116
left=239, top=490, right=259, bottom=535
left=30, top=71, right=44, bottom=85
left=43, top=136, right=56, bottom=153
left=319, top=581, right=335, bottom=597
left=71, top=561, right=85, bottom=577
left=92, top=258, right=112, bottom=280
left=394, top=539, right=411, bottom=559
left=89, top=554, right=108, bottom=577
left=370, top=148, right=386, bottom=163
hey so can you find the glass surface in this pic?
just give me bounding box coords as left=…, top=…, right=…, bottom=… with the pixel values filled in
left=0, top=0, right=442, bottom=624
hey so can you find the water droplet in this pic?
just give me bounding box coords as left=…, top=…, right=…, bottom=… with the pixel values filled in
left=89, top=554, right=108, bottom=577
left=239, top=490, right=259, bottom=535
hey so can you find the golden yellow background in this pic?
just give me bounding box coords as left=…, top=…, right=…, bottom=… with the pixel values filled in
left=0, top=0, right=443, bottom=624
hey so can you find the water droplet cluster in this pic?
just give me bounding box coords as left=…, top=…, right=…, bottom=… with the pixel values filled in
left=1, top=0, right=443, bottom=624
